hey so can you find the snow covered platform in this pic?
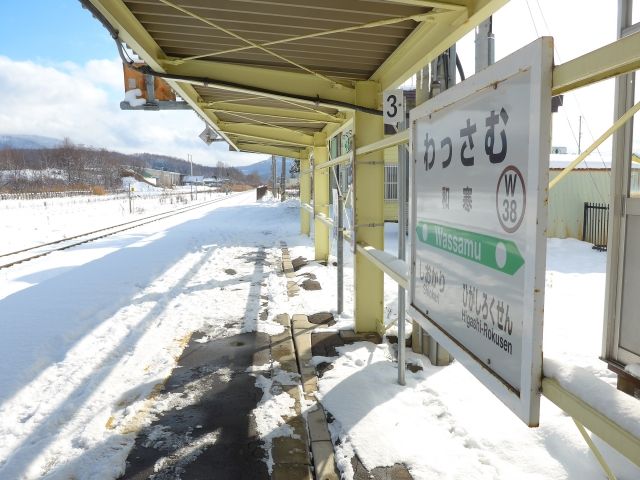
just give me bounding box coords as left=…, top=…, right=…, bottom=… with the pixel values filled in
left=1, top=191, right=639, bottom=479
left=0, top=192, right=317, bottom=479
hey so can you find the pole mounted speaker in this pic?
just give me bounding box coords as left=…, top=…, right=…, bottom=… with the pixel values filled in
left=199, top=125, right=220, bottom=145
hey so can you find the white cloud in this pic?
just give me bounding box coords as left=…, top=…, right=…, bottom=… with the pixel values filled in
left=453, top=0, right=624, bottom=155
left=1, top=2, right=632, bottom=169
left=0, top=56, right=268, bottom=167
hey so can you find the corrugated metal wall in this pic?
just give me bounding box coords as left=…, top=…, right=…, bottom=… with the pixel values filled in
left=548, top=169, right=610, bottom=239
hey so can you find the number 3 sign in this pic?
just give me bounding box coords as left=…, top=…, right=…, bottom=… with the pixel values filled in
left=383, top=89, right=404, bottom=126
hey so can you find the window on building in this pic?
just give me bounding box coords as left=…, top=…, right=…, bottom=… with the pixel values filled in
left=341, top=129, right=352, bottom=154
left=384, top=164, right=398, bottom=202
left=329, top=134, right=340, bottom=160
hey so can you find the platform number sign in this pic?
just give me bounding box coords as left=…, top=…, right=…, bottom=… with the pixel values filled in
left=384, top=89, right=404, bottom=126
left=408, top=38, right=553, bottom=426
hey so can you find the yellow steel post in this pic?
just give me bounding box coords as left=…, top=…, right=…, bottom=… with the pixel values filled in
left=354, top=81, right=384, bottom=333
left=313, top=133, right=330, bottom=261
left=300, top=153, right=311, bottom=235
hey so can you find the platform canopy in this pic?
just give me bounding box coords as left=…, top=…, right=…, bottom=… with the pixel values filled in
left=85, top=0, right=507, bottom=158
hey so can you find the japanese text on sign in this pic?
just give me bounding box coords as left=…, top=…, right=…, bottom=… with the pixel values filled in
left=423, top=108, right=509, bottom=171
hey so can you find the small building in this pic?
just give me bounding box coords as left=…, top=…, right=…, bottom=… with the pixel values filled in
left=203, top=177, right=230, bottom=186
left=547, top=153, right=640, bottom=240
left=182, top=175, right=204, bottom=185
left=143, top=168, right=181, bottom=187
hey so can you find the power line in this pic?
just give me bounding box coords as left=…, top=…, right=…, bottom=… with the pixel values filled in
left=526, top=0, right=607, bottom=202
left=534, top=0, right=609, bottom=172
left=524, top=0, right=540, bottom=37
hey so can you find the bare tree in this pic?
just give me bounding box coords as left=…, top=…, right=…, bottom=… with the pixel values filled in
left=54, top=138, right=85, bottom=184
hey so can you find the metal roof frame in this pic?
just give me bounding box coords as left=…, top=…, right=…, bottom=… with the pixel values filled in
left=85, top=0, right=507, bottom=155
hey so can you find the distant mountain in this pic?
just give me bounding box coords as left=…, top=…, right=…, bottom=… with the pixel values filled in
left=0, top=134, right=264, bottom=184
left=239, top=158, right=296, bottom=181
left=0, top=134, right=62, bottom=150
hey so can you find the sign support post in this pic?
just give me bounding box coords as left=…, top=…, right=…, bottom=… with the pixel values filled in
left=397, top=96, right=408, bottom=386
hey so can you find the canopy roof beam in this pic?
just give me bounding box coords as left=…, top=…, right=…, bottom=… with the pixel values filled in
left=157, top=0, right=342, bottom=87
left=219, top=122, right=314, bottom=147
left=371, top=0, right=508, bottom=90
left=234, top=142, right=307, bottom=160
left=552, top=29, right=640, bottom=95
left=198, top=102, right=343, bottom=124
left=385, top=0, right=467, bottom=10
left=160, top=58, right=356, bottom=108
left=168, top=11, right=443, bottom=65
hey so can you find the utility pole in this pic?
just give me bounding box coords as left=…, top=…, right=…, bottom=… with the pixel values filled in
left=188, top=153, right=193, bottom=200
left=475, top=17, right=495, bottom=73
left=280, top=156, right=286, bottom=201
left=578, top=116, right=583, bottom=154
left=271, top=155, right=277, bottom=198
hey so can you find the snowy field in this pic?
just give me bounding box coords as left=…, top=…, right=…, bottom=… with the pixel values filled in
left=0, top=191, right=638, bottom=479
left=0, top=179, right=222, bottom=256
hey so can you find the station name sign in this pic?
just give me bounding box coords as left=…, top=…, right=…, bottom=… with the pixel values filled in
left=408, top=38, right=553, bottom=426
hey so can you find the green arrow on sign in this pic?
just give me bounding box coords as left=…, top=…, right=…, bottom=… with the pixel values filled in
left=416, top=221, right=524, bottom=275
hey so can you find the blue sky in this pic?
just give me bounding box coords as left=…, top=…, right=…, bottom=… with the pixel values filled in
left=0, top=0, right=265, bottom=166
left=0, top=1, right=114, bottom=64
left=0, top=1, right=628, bottom=164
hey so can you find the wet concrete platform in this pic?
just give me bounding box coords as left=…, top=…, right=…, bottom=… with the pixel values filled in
left=120, top=332, right=270, bottom=480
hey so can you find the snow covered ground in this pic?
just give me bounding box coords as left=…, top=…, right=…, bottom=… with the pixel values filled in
left=0, top=190, right=296, bottom=479
left=0, top=180, right=223, bottom=256
left=287, top=231, right=640, bottom=479
left=0, top=191, right=638, bottom=479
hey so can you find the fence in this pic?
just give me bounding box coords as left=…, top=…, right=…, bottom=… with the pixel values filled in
left=0, top=190, right=93, bottom=201
left=0, top=188, right=222, bottom=202
left=582, top=202, right=609, bottom=251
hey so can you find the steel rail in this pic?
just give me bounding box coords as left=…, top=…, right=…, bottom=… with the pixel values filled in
left=0, top=192, right=245, bottom=270
left=0, top=190, right=218, bottom=259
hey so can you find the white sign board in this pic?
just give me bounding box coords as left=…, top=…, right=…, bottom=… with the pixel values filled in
left=383, top=89, right=404, bottom=126
left=408, top=38, right=553, bottom=426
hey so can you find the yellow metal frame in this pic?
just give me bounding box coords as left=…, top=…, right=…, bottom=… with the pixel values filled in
left=198, top=102, right=344, bottom=124
left=356, top=244, right=408, bottom=289
left=549, top=98, right=640, bottom=190
left=87, top=0, right=640, bottom=471
left=315, top=152, right=352, bottom=171
left=234, top=142, right=306, bottom=160
left=353, top=81, right=385, bottom=334
left=357, top=130, right=410, bottom=156
left=552, top=29, right=640, bottom=96
left=313, top=133, right=330, bottom=262
left=371, top=0, right=509, bottom=90
left=218, top=122, right=314, bottom=148
left=543, top=378, right=640, bottom=470
left=300, top=157, right=312, bottom=235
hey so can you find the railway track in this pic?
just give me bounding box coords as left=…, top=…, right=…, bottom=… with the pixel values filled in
left=0, top=191, right=247, bottom=271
